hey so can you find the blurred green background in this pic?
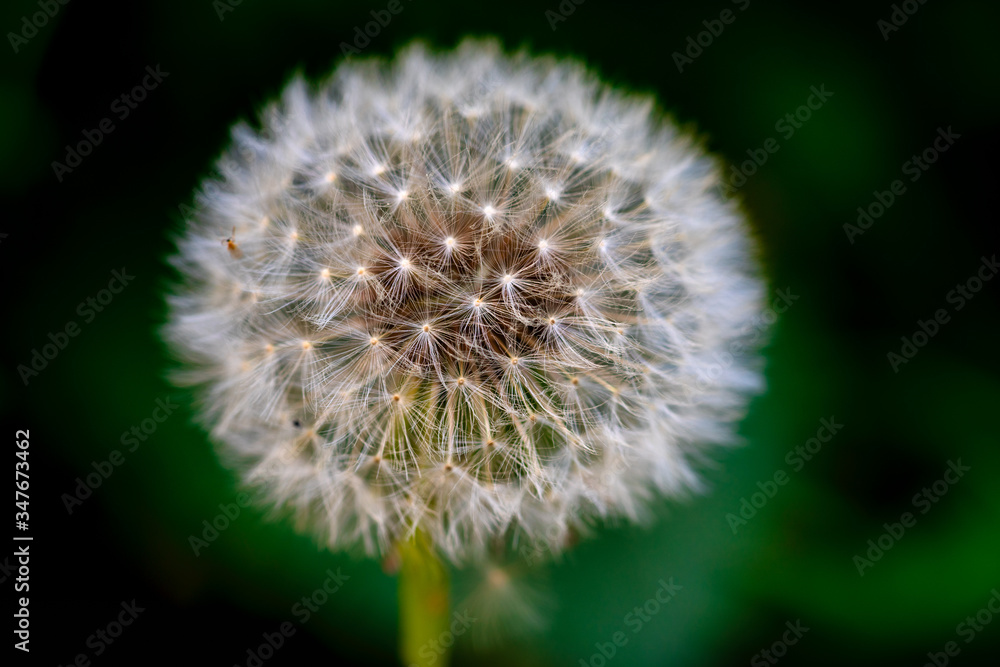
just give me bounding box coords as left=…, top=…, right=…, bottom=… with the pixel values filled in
left=2, top=0, right=998, bottom=665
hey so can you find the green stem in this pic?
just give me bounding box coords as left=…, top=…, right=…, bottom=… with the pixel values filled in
left=398, top=530, right=451, bottom=667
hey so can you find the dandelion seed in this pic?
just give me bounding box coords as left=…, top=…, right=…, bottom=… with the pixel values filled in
left=164, top=39, right=767, bottom=568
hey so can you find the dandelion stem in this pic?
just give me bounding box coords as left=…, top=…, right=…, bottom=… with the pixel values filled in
left=398, top=530, right=451, bottom=667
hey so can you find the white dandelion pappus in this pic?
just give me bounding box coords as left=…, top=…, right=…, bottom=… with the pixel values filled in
left=165, top=39, right=766, bottom=565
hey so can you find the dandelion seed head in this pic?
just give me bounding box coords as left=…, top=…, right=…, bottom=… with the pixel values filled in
left=164, top=39, right=766, bottom=565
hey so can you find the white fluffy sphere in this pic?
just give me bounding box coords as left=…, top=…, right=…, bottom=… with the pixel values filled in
left=165, top=40, right=766, bottom=564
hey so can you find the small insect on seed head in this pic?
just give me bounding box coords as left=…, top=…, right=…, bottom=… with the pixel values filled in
left=222, top=226, right=243, bottom=259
